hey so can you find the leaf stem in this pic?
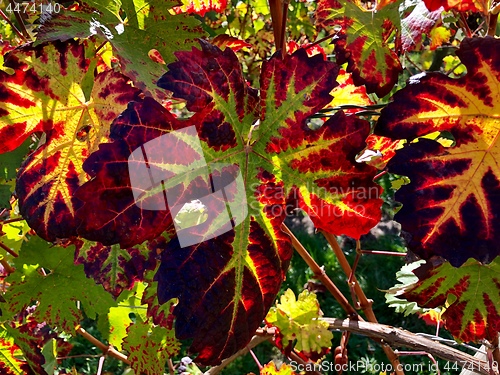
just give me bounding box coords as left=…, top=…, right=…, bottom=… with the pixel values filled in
left=76, top=327, right=130, bottom=365
left=281, top=224, right=359, bottom=318
left=0, top=9, right=27, bottom=42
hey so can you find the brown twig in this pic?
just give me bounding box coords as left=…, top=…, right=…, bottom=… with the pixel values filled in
left=0, top=9, right=27, bottom=42
left=8, top=0, right=30, bottom=40
left=324, top=318, right=493, bottom=375
left=322, top=232, right=404, bottom=374
left=0, top=241, right=18, bottom=257
left=205, top=334, right=271, bottom=375
left=167, top=358, right=175, bottom=375
left=1, top=217, right=24, bottom=225
left=0, top=258, right=15, bottom=274
left=281, top=224, right=359, bottom=318
left=76, top=327, right=130, bottom=365
left=307, top=31, right=338, bottom=49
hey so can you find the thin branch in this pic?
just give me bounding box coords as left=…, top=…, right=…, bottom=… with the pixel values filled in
left=76, top=327, right=130, bottom=365
left=0, top=9, right=27, bottom=42
left=1, top=217, right=24, bottom=225
left=0, top=241, right=18, bottom=257
left=324, top=318, right=493, bottom=375
left=8, top=0, right=30, bottom=40
left=359, top=249, right=407, bottom=257
left=307, top=31, right=338, bottom=49
left=96, top=355, right=105, bottom=375
left=322, top=232, right=404, bottom=374
left=167, top=358, right=175, bottom=375
left=0, top=258, right=15, bottom=274
left=248, top=349, right=263, bottom=370
left=205, top=334, right=271, bottom=375
left=281, top=224, right=359, bottom=318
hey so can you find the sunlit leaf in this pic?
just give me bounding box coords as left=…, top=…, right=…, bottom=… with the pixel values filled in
left=329, top=69, right=375, bottom=113
left=402, top=257, right=500, bottom=342
left=376, top=37, right=500, bottom=266
left=173, top=0, right=228, bottom=16
left=422, top=0, right=488, bottom=12
left=0, top=325, right=25, bottom=375
left=0, top=40, right=140, bottom=241
left=75, top=41, right=380, bottom=364
left=3, top=236, right=116, bottom=333
left=261, top=361, right=298, bottom=375
left=122, top=321, right=180, bottom=375
left=360, top=134, right=405, bottom=169
left=212, top=35, right=252, bottom=52
left=266, top=290, right=333, bottom=359
left=316, top=0, right=403, bottom=96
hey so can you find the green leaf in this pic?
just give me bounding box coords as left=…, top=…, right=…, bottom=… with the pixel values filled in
left=386, top=260, right=433, bottom=316
left=41, top=339, right=57, bottom=375
left=3, top=236, right=116, bottom=333
left=0, top=138, right=31, bottom=180
left=122, top=321, right=180, bottom=375
left=36, top=0, right=206, bottom=100
left=266, top=289, right=333, bottom=357
left=402, top=257, right=500, bottom=343
left=98, top=283, right=148, bottom=350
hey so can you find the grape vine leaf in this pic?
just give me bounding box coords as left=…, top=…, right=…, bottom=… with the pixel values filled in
left=266, top=289, right=333, bottom=358
left=401, top=1, right=443, bottom=52
left=315, top=0, right=403, bottom=96
left=0, top=325, right=26, bottom=375
left=3, top=236, right=116, bottom=333
left=122, top=321, right=180, bottom=375
left=422, top=0, right=488, bottom=12
left=36, top=0, right=206, bottom=99
left=75, top=41, right=381, bottom=364
left=385, top=260, right=433, bottom=316
left=173, top=0, right=228, bottom=16
left=212, top=35, right=252, bottom=52
left=6, top=321, right=53, bottom=375
left=98, top=284, right=148, bottom=351
left=376, top=37, right=500, bottom=266
left=401, top=257, right=500, bottom=342
left=261, top=361, right=298, bottom=375
left=360, top=134, right=405, bottom=170
left=328, top=69, right=374, bottom=113
left=0, top=40, right=141, bottom=241
left=74, top=240, right=158, bottom=297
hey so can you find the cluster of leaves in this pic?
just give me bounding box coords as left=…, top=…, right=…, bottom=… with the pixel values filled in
left=0, top=0, right=499, bottom=374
